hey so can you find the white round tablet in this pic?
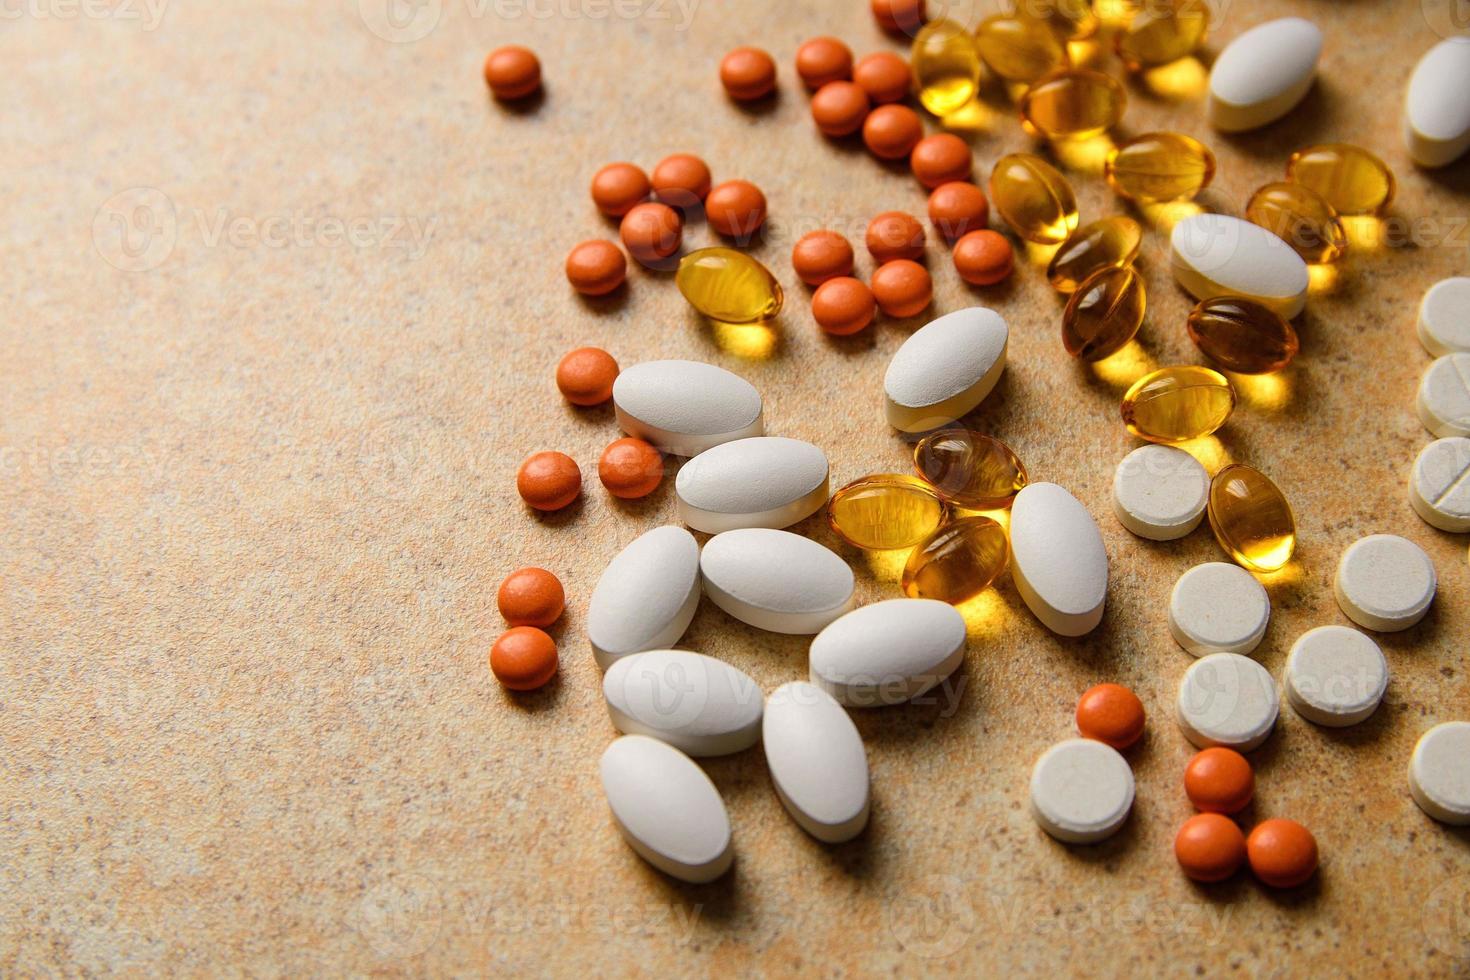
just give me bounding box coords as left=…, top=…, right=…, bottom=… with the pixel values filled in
left=1333, top=534, right=1437, bottom=632
left=1417, top=354, right=1470, bottom=438
left=1112, top=445, right=1209, bottom=541
left=1418, top=277, right=1470, bottom=357
left=1409, top=722, right=1470, bottom=825
left=1409, top=437, right=1470, bottom=533
left=1283, top=626, right=1389, bottom=727
left=1176, top=652, right=1279, bottom=752
left=1168, top=562, right=1270, bottom=657
left=1029, top=738, right=1134, bottom=844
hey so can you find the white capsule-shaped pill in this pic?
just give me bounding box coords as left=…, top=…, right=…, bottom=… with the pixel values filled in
left=1010, top=482, right=1108, bottom=637
left=808, top=598, right=967, bottom=707
left=883, top=307, right=1009, bottom=433
left=1207, top=17, right=1322, bottom=133
left=1409, top=437, right=1470, bottom=533
left=598, top=734, right=733, bottom=883
left=1029, top=738, right=1134, bottom=844
left=1419, top=277, right=1470, bottom=357
left=763, top=681, right=870, bottom=843
left=674, top=437, right=829, bottom=533
left=700, top=528, right=855, bottom=634
left=603, top=650, right=764, bottom=757
left=1169, top=562, right=1271, bottom=658
left=1334, top=534, right=1437, bottom=632
left=1176, top=652, right=1279, bottom=752
left=1170, top=213, right=1309, bottom=319
left=1409, top=721, right=1470, bottom=825
left=586, top=526, right=702, bottom=670
left=1404, top=37, right=1470, bottom=169
left=1112, top=444, right=1209, bottom=541
left=612, top=359, right=763, bottom=456
left=1417, top=354, right=1470, bottom=439
left=1283, top=626, right=1388, bottom=728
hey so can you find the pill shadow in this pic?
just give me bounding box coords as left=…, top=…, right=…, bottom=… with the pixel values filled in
left=639, top=860, right=742, bottom=924
left=1418, top=161, right=1470, bottom=198
left=1373, top=601, right=1444, bottom=657
left=1256, top=871, right=1324, bottom=910
left=526, top=495, right=584, bottom=527
left=1046, top=796, right=1142, bottom=864
left=489, top=88, right=546, bottom=117
left=562, top=400, right=616, bottom=430
left=1313, top=699, right=1395, bottom=747
left=846, top=660, right=979, bottom=746
left=576, top=282, right=630, bottom=315
left=497, top=671, right=565, bottom=713
left=1216, top=84, right=1337, bottom=159
left=727, top=89, right=781, bottom=117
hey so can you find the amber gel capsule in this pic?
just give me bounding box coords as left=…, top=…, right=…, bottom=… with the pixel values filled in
left=1208, top=463, right=1296, bottom=572
left=912, top=430, right=1028, bottom=508
left=911, top=19, right=981, bottom=116
left=1285, top=143, right=1396, bottom=216
left=902, top=517, right=1010, bottom=604
left=1115, top=0, right=1209, bottom=70
left=1018, top=0, right=1097, bottom=42
left=1047, top=216, right=1143, bottom=293
left=974, top=15, right=1067, bottom=84
left=1187, top=297, right=1300, bottom=374
left=1121, top=366, right=1235, bottom=443
left=1019, top=69, right=1127, bottom=141
left=989, top=153, right=1079, bottom=245
left=1104, top=132, right=1216, bottom=205
left=1246, top=182, right=1347, bottom=265
left=675, top=247, right=783, bottom=324
left=1062, top=267, right=1146, bottom=362
left=827, top=473, right=946, bottom=550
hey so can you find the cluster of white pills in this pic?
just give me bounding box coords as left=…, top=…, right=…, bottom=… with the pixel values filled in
left=1411, top=279, right=1470, bottom=533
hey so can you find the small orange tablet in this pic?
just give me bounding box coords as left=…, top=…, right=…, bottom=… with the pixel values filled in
left=792, top=230, right=855, bottom=286
left=1184, top=747, right=1254, bottom=815
left=796, top=37, right=853, bottom=89
left=866, top=211, right=926, bottom=263
left=871, top=259, right=932, bottom=318
left=497, top=567, right=565, bottom=628
left=1075, top=682, right=1146, bottom=749
left=490, top=627, right=558, bottom=691
left=599, top=438, right=663, bottom=499
left=516, top=451, right=581, bottom=511
left=953, top=230, right=1013, bottom=286
left=1247, top=819, right=1318, bottom=888
left=811, top=81, right=871, bottom=137
left=1175, top=813, right=1247, bottom=883
left=705, top=180, right=767, bottom=240
left=812, top=277, right=876, bottom=336
left=720, top=47, right=777, bottom=101
left=911, top=133, right=973, bottom=188
left=555, top=347, right=619, bottom=406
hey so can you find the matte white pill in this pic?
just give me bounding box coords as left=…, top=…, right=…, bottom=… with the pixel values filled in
left=612, top=359, right=763, bottom=456
left=808, top=598, right=967, bottom=707
left=1404, top=37, right=1470, bottom=168
left=1176, top=652, right=1279, bottom=752
left=883, top=307, right=1009, bottom=433
left=1112, top=444, right=1209, bottom=541
left=763, top=681, right=870, bottom=843
left=1417, top=354, right=1470, bottom=438
left=1283, top=626, right=1388, bottom=728
left=1409, top=721, right=1470, bottom=825
left=1170, top=213, right=1309, bottom=319
left=700, top=528, right=855, bottom=634
left=674, top=437, right=829, bottom=533
left=586, top=526, right=702, bottom=670
left=598, top=734, right=734, bottom=883
left=1169, top=562, right=1271, bottom=658
left=603, top=650, right=764, bottom=757
left=1207, top=17, right=1322, bottom=132
left=1010, top=482, right=1108, bottom=637
left=1418, top=277, right=1470, bottom=356
left=1029, top=738, right=1135, bottom=844
left=1409, top=437, right=1470, bottom=533
left=1333, top=534, right=1437, bottom=632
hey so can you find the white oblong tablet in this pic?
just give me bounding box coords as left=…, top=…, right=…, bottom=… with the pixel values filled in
left=1283, top=626, right=1388, bottom=728
left=1410, top=721, right=1470, bottom=825
left=763, top=681, right=870, bottom=843
left=1409, top=437, right=1470, bottom=533
left=1029, top=738, right=1134, bottom=844
left=1333, top=534, right=1437, bottom=632
left=1405, top=37, right=1470, bottom=169
left=598, top=734, right=733, bottom=883
left=700, top=528, right=855, bottom=634
left=1169, top=562, right=1271, bottom=657
left=674, top=437, right=829, bottom=533
left=1207, top=17, right=1323, bottom=133
left=1170, top=213, right=1309, bottom=319
left=1112, top=444, right=1209, bottom=541
left=612, top=359, right=763, bottom=457
left=603, top=651, right=764, bottom=757
left=808, top=598, right=967, bottom=707
left=1010, top=482, right=1108, bottom=637
left=883, top=307, right=1009, bottom=433
left=1417, top=354, right=1470, bottom=438
left=1419, top=277, right=1470, bottom=356
left=1176, top=652, right=1279, bottom=752
left=586, top=526, right=702, bottom=670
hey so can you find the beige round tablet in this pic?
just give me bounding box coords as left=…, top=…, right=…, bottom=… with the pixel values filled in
left=1409, top=437, right=1470, bottom=533
left=1283, top=625, right=1388, bottom=727
left=1029, top=738, right=1134, bottom=844
left=1176, top=652, right=1279, bottom=752
left=1112, top=445, right=1209, bottom=541
left=1169, top=562, right=1270, bottom=657
left=1417, top=353, right=1470, bottom=438
left=1334, top=534, right=1437, bottom=631
left=1409, top=721, right=1470, bottom=825
left=1418, top=277, right=1470, bottom=357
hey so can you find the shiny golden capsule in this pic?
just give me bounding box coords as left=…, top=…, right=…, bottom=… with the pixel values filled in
left=1019, top=68, right=1127, bottom=141
left=1018, top=0, right=1098, bottom=41
left=828, top=473, right=946, bottom=550
left=912, top=429, right=1028, bottom=509
left=912, top=19, right=982, bottom=116
left=1063, top=266, right=1146, bottom=361
left=1186, top=297, right=1300, bottom=374
left=1114, top=0, right=1209, bottom=70
left=1047, top=216, right=1143, bottom=292
left=901, top=516, right=1010, bottom=605
left=1104, top=131, right=1216, bottom=204
left=1121, top=365, right=1235, bottom=443
left=675, top=247, right=783, bottom=324
left=1246, top=181, right=1347, bottom=265
left=1208, top=463, right=1296, bottom=572
left=988, top=153, right=1080, bottom=245
left=974, top=15, right=1068, bottom=84
left=1285, top=143, right=1396, bottom=216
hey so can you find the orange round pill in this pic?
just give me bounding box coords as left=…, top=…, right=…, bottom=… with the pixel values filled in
left=796, top=36, right=853, bottom=89
left=497, top=567, right=565, bottom=628
left=599, top=437, right=664, bottom=499
left=590, top=162, right=650, bottom=217
left=705, top=180, right=767, bottom=241
left=911, top=133, right=972, bottom=188
left=1075, top=682, right=1146, bottom=750
left=863, top=104, right=924, bottom=160
left=516, top=451, right=581, bottom=511
left=651, top=153, right=712, bottom=210
left=555, top=347, right=619, bottom=406
left=811, top=81, right=871, bottom=137
left=720, top=46, right=777, bottom=101
left=953, top=229, right=1014, bottom=286
left=791, top=230, right=855, bottom=286
left=812, top=277, right=876, bottom=336
left=866, top=211, right=926, bottom=263
left=619, top=202, right=682, bottom=265
left=1247, top=819, right=1319, bottom=888
left=1184, top=747, right=1255, bottom=815
left=483, top=45, right=541, bottom=100
left=872, top=0, right=926, bottom=35
left=1175, top=813, right=1247, bottom=883
left=928, top=181, right=990, bottom=243
left=490, top=626, right=558, bottom=691
left=564, top=240, right=627, bottom=296
left=853, top=51, right=912, bottom=104
left=871, top=259, right=932, bottom=318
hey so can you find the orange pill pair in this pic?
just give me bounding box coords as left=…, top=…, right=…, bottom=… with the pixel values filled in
left=1176, top=816, right=1318, bottom=887
left=592, top=156, right=712, bottom=216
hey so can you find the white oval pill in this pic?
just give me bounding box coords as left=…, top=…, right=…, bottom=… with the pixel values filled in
left=1207, top=17, right=1322, bottom=133
left=1176, top=652, right=1279, bottom=752
left=700, top=528, right=855, bottom=634
left=808, top=598, right=967, bottom=707
left=1333, top=534, right=1437, bottom=632
left=1404, top=37, right=1470, bottom=168
left=1410, top=721, right=1470, bottom=825
left=1419, top=277, right=1470, bottom=356
left=603, top=650, right=764, bottom=757
left=1010, top=482, right=1108, bottom=637
left=612, top=359, right=763, bottom=456
left=763, top=681, right=870, bottom=843
left=599, top=734, right=733, bottom=882
left=1409, top=437, right=1470, bottom=533
left=1417, top=354, right=1470, bottom=438
left=1283, top=626, right=1388, bottom=728
left=586, top=526, right=702, bottom=670
left=883, top=307, right=1009, bottom=433
left=1169, top=562, right=1271, bottom=657
left=674, top=437, right=829, bottom=533
left=1170, top=213, right=1309, bottom=319
left=1112, top=444, right=1209, bottom=541
left=1029, top=738, right=1134, bottom=844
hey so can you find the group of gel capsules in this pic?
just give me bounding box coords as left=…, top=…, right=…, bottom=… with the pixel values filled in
left=487, top=1, right=1470, bottom=886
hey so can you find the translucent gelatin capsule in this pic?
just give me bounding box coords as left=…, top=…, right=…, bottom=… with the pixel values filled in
left=1285, top=143, right=1396, bottom=216
left=1115, top=0, right=1209, bottom=70
left=912, top=19, right=982, bottom=116
left=675, top=247, right=783, bottom=323
left=901, top=516, right=1010, bottom=604
left=1019, top=69, right=1127, bottom=141
left=1208, top=463, right=1296, bottom=571
left=1062, top=266, right=1146, bottom=361
left=1104, top=132, right=1216, bottom=204
left=989, top=153, right=1080, bottom=244
left=1047, top=216, right=1143, bottom=293
left=828, top=473, right=946, bottom=550
left=974, top=15, right=1068, bottom=84
left=1245, top=182, right=1347, bottom=265
left=1186, top=297, right=1300, bottom=374
left=1121, top=365, right=1235, bottom=443
left=1019, top=0, right=1097, bottom=41
left=912, top=429, right=1028, bottom=509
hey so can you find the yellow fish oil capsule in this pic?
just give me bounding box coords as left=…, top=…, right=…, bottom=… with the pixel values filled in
left=989, top=153, right=1080, bottom=244
left=1121, top=365, right=1235, bottom=443
left=973, top=15, right=1068, bottom=84
left=1186, top=297, right=1300, bottom=374
left=1245, top=182, right=1347, bottom=265
left=1208, top=463, right=1296, bottom=571
left=1047, top=216, right=1143, bottom=293
left=911, top=19, right=981, bottom=116
left=1062, top=266, right=1146, bottom=361
left=1104, top=132, right=1216, bottom=204
left=1018, top=0, right=1097, bottom=41
left=901, top=516, right=1010, bottom=605
left=1114, top=0, right=1210, bottom=70
left=1285, top=143, right=1396, bottom=216
left=912, top=430, right=1028, bottom=509
left=828, top=474, right=946, bottom=551
left=1019, top=69, right=1127, bottom=141
left=675, top=247, right=783, bottom=323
